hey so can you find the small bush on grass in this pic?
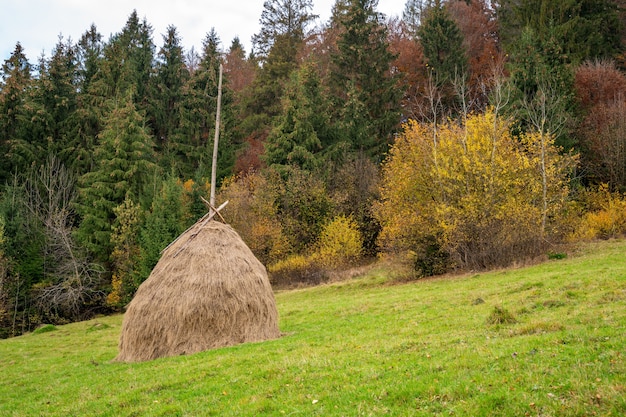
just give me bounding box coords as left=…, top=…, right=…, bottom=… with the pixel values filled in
left=486, top=306, right=517, bottom=325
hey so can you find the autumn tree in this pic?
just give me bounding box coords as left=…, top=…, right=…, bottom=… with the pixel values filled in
left=375, top=110, right=575, bottom=274
left=575, top=60, right=626, bottom=191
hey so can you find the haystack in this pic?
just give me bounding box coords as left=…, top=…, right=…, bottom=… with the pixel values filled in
left=115, top=218, right=280, bottom=362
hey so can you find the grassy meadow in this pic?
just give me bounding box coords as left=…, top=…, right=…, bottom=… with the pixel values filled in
left=1, top=239, right=625, bottom=416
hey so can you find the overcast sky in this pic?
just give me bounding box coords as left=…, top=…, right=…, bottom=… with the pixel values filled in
left=0, top=0, right=407, bottom=64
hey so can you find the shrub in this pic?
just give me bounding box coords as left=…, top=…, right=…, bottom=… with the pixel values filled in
left=218, top=171, right=291, bottom=266
left=573, top=185, right=626, bottom=240
left=313, top=215, right=363, bottom=268
left=375, top=110, right=576, bottom=273
left=267, top=255, right=325, bottom=287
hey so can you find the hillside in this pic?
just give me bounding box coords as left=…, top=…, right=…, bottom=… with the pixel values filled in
left=1, top=239, right=625, bottom=416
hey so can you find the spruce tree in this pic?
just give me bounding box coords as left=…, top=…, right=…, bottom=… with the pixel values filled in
left=149, top=25, right=190, bottom=165
left=0, top=43, right=32, bottom=183
left=329, top=0, right=401, bottom=158
left=76, top=94, right=157, bottom=263
left=264, top=64, right=336, bottom=173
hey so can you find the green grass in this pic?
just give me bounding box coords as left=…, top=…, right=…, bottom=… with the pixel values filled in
left=1, top=239, right=625, bottom=416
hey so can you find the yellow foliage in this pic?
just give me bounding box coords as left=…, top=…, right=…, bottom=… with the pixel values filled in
left=267, top=254, right=322, bottom=287
left=375, top=109, right=576, bottom=271
left=106, top=274, right=123, bottom=307
left=313, top=215, right=363, bottom=268
left=218, top=172, right=292, bottom=266
left=572, top=185, right=626, bottom=240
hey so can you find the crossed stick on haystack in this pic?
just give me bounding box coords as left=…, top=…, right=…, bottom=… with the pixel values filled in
left=161, top=198, right=229, bottom=257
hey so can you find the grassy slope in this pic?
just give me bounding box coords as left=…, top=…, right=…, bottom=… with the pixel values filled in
left=1, top=239, right=625, bottom=416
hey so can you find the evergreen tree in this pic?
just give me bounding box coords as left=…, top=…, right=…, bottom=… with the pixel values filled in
left=242, top=0, right=317, bottom=136
left=264, top=64, right=336, bottom=173
left=89, top=11, right=155, bottom=105
left=507, top=26, right=576, bottom=149
left=149, top=25, right=190, bottom=163
left=138, top=175, right=188, bottom=280
left=496, top=0, right=621, bottom=65
left=402, top=0, right=433, bottom=37
left=76, top=95, right=157, bottom=263
left=252, top=0, right=317, bottom=61
left=417, top=1, right=467, bottom=85
left=0, top=43, right=32, bottom=183
left=178, top=30, right=226, bottom=180
left=329, top=0, right=402, bottom=157
left=68, top=25, right=104, bottom=175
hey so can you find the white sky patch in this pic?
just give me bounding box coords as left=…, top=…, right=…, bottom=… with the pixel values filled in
left=1, top=0, right=405, bottom=64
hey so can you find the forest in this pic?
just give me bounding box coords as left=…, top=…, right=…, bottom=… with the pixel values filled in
left=1, top=0, right=626, bottom=338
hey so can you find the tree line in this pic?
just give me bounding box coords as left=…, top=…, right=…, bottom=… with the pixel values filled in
left=1, top=0, right=626, bottom=337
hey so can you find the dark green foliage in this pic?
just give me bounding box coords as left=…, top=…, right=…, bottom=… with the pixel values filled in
left=0, top=43, right=32, bottom=183
left=242, top=0, right=317, bottom=141
left=149, top=25, right=189, bottom=160
left=252, top=0, right=317, bottom=60
left=76, top=95, right=157, bottom=263
left=413, top=234, right=450, bottom=277
left=276, top=167, right=334, bottom=252
left=138, top=175, right=189, bottom=280
left=178, top=30, right=237, bottom=182
left=417, top=1, right=467, bottom=107
left=330, top=0, right=402, bottom=157
left=497, top=0, right=621, bottom=65
left=264, top=64, right=337, bottom=172
left=68, top=25, right=104, bottom=175
left=89, top=11, right=155, bottom=104
left=506, top=26, right=577, bottom=149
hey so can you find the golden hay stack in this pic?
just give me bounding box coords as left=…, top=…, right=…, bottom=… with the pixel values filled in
left=115, top=219, right=280, bottom=362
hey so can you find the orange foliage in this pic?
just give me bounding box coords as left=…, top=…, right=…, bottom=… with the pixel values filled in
left=575, top=61, right=626, bottom=190
left=575, top=60, right=626, bottom=108
left=234, top=131, right=267, bottom=175
left=448, top=0, right=502, bottom=110
left=388, top=17, right=427, bottom=120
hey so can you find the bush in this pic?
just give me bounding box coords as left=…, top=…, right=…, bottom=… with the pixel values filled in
left=267, top=255, right=326, bottom=287
left=375, top=110, right=575, bottom=272
left=573, top=185, right=626, bottom=240
left=313, top=215, right=363, bottom=268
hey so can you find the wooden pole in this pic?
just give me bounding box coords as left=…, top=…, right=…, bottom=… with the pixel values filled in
left=209, top=63, right=223, bottom=215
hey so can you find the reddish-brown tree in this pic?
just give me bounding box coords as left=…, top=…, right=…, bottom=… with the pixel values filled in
left=575, top=60, right=626, bottom=190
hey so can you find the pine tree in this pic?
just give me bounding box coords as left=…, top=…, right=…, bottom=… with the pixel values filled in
left=264, top=63, right=336, bottom=173
left=138, top=175, right=189, bottom=279
left=496, top=0, right=621, bottom=65
left=252, top=0, right=317, bottom=61
left=330, top=0, right=402, bottom=157
left=89, top=11, right=155, bottom=105
left=149, top=25, right=190, bottom=164
left=76, top=95, right=157, bottom=263
left=242, top=0, right=317, bottom=137
left=68, top=25, right=104, bottom=175
left=0, top=43, right=32, bottom=183
left=417, top=1, right=467, bottom=109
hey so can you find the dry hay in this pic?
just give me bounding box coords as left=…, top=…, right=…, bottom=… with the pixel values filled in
left=115, top=220, right=280, bottom=362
